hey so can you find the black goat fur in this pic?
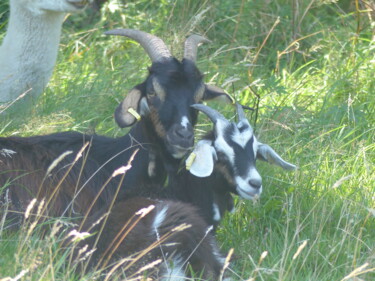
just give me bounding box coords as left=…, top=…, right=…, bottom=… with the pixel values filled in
left=0, top=58, right=218, bottom=206
left=123, top=131, right=235, bottom=230
left=78, top=197, right=224, bottom=280
left=0, top=138, right=117, bottom=229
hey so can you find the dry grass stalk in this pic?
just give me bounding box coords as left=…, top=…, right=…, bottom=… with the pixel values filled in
left=292, top=240, right=308, bottom=260
left=24, top=198, right=37, bottom=220
left=219, top=248, right=234, bottom=281
left=341, top=262, right=373, bottom=280
left=80, top=149, right=139, bottom=273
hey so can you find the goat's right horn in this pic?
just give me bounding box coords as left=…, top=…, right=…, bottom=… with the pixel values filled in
left=104, top=29, right=172, bottom=62
left=184, top=35, right=211, bottom=62
left=191, top=104, right=227, bottom=124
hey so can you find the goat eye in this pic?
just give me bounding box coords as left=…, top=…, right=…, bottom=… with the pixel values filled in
left=148, top=91, right=157, bottom=98
left=237, top=121, right=249, bottom=132
left=237, top=124, right=246, bottom=132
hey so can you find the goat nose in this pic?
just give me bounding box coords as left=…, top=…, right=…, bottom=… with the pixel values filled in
left=175, top=126, right=194, bottom=140
left=249, top=178, right=262, bottom=189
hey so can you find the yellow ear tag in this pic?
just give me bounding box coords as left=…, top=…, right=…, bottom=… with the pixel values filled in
left=128, top=108, right=141, bottom=121
left=185, top=152, right=197, bottom=171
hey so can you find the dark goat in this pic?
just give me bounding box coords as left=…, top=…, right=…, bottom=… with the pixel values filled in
left=0, top=143, right=225, bottom=279
left=0, top=141, right=116, bottom=228
left=79, top=197, right=224, bottom=280
left=0, top=29, right=232, bottom=203
left=125, top=103, right=297, bottom=228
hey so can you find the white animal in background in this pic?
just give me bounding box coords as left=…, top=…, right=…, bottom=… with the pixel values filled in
left=0, top=0, right=89, bottom=105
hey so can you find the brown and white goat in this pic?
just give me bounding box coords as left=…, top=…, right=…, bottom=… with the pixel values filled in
left=78, top=197, right=225, bottom=280
left=0, top=148, right=225, bottom=279
left=0, top=145, right=225, bottom=279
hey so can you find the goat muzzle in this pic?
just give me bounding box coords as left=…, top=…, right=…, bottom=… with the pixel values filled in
left=166, top=124, right=194, bottom=159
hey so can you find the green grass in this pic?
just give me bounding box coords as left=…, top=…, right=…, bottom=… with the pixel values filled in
left=1, top=0, right=374, bottom=280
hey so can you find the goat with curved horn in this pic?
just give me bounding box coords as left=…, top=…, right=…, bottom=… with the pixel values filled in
left=104, top=29, right=172, bottom=62
left=0, top=30, right=238, bottom=224
left=184, top=34, right=211, bottom=62
left=191, top=104, right=228, bottom=125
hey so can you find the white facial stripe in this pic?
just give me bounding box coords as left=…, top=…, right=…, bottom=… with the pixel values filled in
left=215, top=135, right=235, bottom=165
left=215, top=120, right=235, bottom=164
left=180, top=116, right=190, bottom=128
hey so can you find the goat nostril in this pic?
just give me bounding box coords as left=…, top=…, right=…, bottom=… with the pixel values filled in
left=175, top=127, right=193, bottom=140
left=249, top=179, right=262, bottom=189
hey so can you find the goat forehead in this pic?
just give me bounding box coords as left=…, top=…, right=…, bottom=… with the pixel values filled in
left=152, top=75, right=198, bottom=104
left=148, top=64, right=203, bottom=107
left=215, top=121, right=253, bottom=154
left=231, top=125, right=253, bottom=148
left=150, top=60, right=202, bottom=89
left=158, top=95, right=196, bottom=123
left=147, top=61, right=202, bottom=128
left=215, top=122, right=257, bottom=176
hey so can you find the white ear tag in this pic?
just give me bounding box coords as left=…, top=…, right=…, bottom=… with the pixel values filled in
left=186, top=140, right=216, bottom=177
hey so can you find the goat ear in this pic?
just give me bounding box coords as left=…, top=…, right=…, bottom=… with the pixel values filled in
left=115, top=88, right=143, bottom=128
left=203, top=84, right=235, bottom=104
left=186, top=140, right=217, bottom=177
left=257, top=143, right=297, bottom=170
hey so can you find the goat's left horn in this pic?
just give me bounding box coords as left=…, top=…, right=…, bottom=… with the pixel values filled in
left=184, top=35, right=211, bottom=62
left=191, top=104, right=227, bottom=124
left=104, top=29, right=172, bottom=62
left=236, top=102, right=247, bottom=122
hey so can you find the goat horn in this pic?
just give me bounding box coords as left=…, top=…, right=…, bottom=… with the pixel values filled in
left=236, top=102, right=247, bottom=122
left=191, top=104, right=227, bottom=124
left=184, top=35, right=211, bottom=62
left=104, top=29, right=172, bottom=62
